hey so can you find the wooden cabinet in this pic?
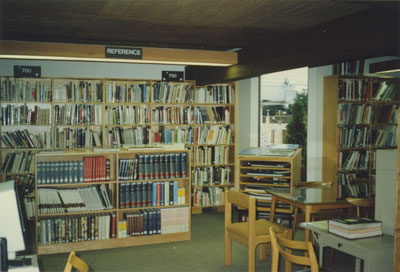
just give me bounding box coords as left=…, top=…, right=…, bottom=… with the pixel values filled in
left=34, top=149, right=191, bottom=255
left=238, top=148, right=301, bottom=216
left=322, top=75, right=400, bottom=200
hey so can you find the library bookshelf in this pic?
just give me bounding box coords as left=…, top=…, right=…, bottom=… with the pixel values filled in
left=0, top=77, right=237, bottom=218
left=322, top=75, right=400, bottom=200
left=35, top=149, right=191, bottom=255
left=238, top=148, right=301, bottom=216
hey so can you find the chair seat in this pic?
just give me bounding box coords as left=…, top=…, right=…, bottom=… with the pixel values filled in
left=227, top=219, right=288, bottom=238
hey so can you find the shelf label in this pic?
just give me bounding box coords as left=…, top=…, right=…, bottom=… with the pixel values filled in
left=162, top=71, right=184, bottom=82
left=105, top=46, right=143, bottom=59
left=13, top=66, right=41, bottom=78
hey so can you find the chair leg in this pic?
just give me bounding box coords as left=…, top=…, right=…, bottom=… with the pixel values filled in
left=271, top=245, right=279, bottom=272
left=258, top=243, right=266, bottom=260
left=224, top=233, right=232, bottom=266
left=248, top=245, right=256, bottom=272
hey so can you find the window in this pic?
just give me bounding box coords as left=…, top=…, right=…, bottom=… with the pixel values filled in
left=259, top=67, right=308, bottom=146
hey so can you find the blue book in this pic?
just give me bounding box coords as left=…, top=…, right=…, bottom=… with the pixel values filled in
left=160, top=182, right=165, bottom=206
left=37, top=162, right=43, bottom=184
left=79, top=161, right=84, bottom=183
left=174, top=180, right=178, bottom=205
left=152, top=183, right=157, bottom=206
left=125, top=183, right=131, bottom=208
left=119, top=183, right=126, bottom=209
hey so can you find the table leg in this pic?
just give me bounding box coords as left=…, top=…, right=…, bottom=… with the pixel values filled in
left=355, top=257, right=362, bottom=272
left=270, top=197, right=276, bottom=222
left=304, top=210, right=311, bottom=242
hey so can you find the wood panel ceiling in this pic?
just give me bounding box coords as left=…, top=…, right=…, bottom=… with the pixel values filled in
left=0, top=0, right=399, bottom=83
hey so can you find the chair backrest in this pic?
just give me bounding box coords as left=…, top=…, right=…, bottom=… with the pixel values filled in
left=225, top=190, right=257, bottom=235
left=64, top=251, right=89, bottom=272
left=346, top=197, right=375, bottom=217
left=269, top=227, right=318, bottom=272
left=295, top=181, right=332, bottom=187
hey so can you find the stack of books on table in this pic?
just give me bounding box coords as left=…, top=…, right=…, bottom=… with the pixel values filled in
left=328, top=217, right=382, bottom=239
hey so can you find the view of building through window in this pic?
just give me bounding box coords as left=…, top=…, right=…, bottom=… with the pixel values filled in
left=260, top=67, right=308, bottom=146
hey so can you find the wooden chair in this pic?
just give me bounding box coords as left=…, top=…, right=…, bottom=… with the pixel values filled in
left=346, top=197, right=375, bottom=218
left=269, top=227, right=319, bottom=272
left=64, top=251, right=89, bottom=272
left=224, top=190, right=292, bottom=272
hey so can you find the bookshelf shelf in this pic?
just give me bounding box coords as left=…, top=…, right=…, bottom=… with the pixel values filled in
left=322, top=75, right=400, bottom=199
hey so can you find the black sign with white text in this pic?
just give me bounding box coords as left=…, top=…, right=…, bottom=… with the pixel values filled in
left=162, top=71, right=184, bottom=82
left=13, top=66, right=41, bottom=78
left=105, top=47, right=143, bottom=59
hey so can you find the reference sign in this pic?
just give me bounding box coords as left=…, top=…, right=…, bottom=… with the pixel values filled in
left=105, top=46, right=143, bottom=59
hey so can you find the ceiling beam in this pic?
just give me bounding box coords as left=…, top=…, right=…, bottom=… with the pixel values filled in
left=186, top=7, right=400, bottom=84
left=0, top=40, right=238, bottom=66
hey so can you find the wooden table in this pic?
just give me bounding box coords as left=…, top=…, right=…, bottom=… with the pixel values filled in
left=301, top=221, right=394, bottom=272
left=265, top=187, right=353, bottom=242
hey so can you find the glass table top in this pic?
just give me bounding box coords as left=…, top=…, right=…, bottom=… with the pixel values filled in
left=265, top=187, right=344, bottom=204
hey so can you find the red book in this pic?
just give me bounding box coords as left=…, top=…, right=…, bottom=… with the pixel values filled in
left=83, top=157, right=90, bottom=182
left=111, top=213, right=116, bottom=238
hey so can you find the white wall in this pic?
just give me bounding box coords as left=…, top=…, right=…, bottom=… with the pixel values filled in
left=237, top=77, right=259, bottom=153
left=307, top=65, right=332, bottom=180
left=0, top=59, right=184, bottom=79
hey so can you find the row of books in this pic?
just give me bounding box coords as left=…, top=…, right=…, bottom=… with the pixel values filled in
left=37, top=156, right=110, bottom=184
left=0, top=77, right=52, bottom=102
left=1, top=129, right=52, bottom=148
left=337, top=126, right=370, bottom=148
left=193, top=187, right=225, bottom=207
left=192, top=166, right=232, bottom=186
left=372, top=127, right=398, bottom=147
left=373, top=81, right=399, bottom=101
left=194, top=145, right=230, bottom=165
left=337, top=150, right=370, bottom=171
left=194, top=125, right=234, bottom=145
left=7, top=173, right=35, bottom=195
left=155, top=126, right=193, bottom=145
left=24, top=197, right=36, bottom=220
left=118, top=152, right=188, bottom=181
left=195, top=106, right=230, bottom=124
left=105, top=126, right=150, bottom=147
left=53, top=80, right=103, bottom=102
left=105, top=105, right=150, bottom=125
left=152, top=82, right=194, bottom=104
left=54, top=104, right=103, bottom=125
left=1, top=104, right=51, bottom=125
left=328, top=218, right=382, bottom=239
left=373, top=104, right=398, bottom=124
left=119, top=181, right=186, bottom=209
left=38, top=212, right=116, bottom=245
left=38, top=184, right=113, bottom=214
left=118, top=207, right=190, bottom=238
left=333, top=60, right=365, bottom=76
left=337, top=104, right=371, bottom=125
left=152, top=106, right=193, bottom=125
left=338, top=79, right=370, bottom=101
left=55, top=127, right=102, bottom=149
left=196, top=85, right=235, bottom=104
left=105, top=82, right=150, bottom=103
left=336, top=173, right=375, bottom=198
left=1, top=151, right=35, bottom=173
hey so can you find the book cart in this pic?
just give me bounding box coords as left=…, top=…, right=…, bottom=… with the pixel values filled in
left=238, top=148, right=302, bottom=221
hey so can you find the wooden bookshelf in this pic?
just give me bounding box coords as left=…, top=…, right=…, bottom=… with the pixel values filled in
left=191, top=83, right=237, bottom=214
left=322, top=75, right=400, bottom=200
left=0, top=77, right=237, bottom=218
left=238, top=148, right=301, bottom=215
left=35, top=149, right=191, bottom=255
